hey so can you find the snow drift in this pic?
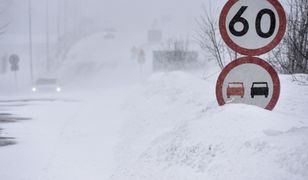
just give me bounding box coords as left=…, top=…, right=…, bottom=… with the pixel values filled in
left=111, top=72, right=308, bottom=180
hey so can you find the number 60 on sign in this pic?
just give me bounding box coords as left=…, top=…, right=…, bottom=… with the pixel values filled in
left=219, top=0, right=286, bottom=56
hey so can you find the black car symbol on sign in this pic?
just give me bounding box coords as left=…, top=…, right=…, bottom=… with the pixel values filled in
left=251, top=82, right=269, bottom=98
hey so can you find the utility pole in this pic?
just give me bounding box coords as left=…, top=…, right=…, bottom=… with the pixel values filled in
left=28, top=0, right=34, bottom=83
left=57, top=0, right=62, bottom=39
left=57, top=0, right=60, bottom=39
left=63, top=0, right=68, bottom=34
left=46, top=0, right=51, bottom=72
left=56, top=0, right=61, bottom=67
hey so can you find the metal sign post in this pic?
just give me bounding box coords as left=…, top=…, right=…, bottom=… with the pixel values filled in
left=9, top=54, right=20, bottom=90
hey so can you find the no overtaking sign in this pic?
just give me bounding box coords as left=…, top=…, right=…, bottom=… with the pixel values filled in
left=216, top=56, right=280, bottom=110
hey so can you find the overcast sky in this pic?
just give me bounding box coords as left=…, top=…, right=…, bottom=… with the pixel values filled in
left=3, top=0, right=225, bottom=41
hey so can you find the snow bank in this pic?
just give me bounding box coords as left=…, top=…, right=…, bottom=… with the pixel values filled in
left=111, top=72, right=308, bottom=180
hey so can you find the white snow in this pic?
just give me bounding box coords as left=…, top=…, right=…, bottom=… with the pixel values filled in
left=0, top=71, right=307, bottom=180
left=2, top=0, right=306, bottom=179
left=110, top=72, right=308, bottom=180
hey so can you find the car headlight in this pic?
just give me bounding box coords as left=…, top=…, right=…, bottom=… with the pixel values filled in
left=32, top=87, right=37, bottom=92
left=56, top=87, right=61, bottom=92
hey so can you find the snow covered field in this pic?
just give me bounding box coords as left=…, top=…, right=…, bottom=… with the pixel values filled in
left=0, top=71, right=307, bottom=180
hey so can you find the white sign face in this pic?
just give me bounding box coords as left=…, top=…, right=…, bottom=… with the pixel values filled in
left=222, top=64, right=273, bottom=108
left=219, top=0, right=286, bottom=56
left=216, top=57, right=280, bottom=110
left=226, top=0, right=279, bottom=49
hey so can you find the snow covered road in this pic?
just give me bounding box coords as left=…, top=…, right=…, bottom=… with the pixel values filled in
left=0, top=92, right=126, bottom=180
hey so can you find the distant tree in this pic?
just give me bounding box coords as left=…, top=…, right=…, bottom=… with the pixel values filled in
left=137, top=49, right=146, bottom=65
left=269, top=0, right=308, bottom=74
left=0, top=0, right=10, bottom=75
left=285, top=0, right=308, bottom=73
left=153, top=38, right=200, bottom=71
left=196, top=6, right=237, bottom=70
left=163, top=38, right=189, bottom=63
left=0, top=0, right=10, bottom=37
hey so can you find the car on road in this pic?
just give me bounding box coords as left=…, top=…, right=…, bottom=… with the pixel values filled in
left=227, top=82, right=245, bottom=98
left=32, top=78, right=61, bottom=93
left=251, top=82, right=269, bottom=98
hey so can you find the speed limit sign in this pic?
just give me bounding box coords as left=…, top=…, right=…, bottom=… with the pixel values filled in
left=219, top=0, right=286, bottom=56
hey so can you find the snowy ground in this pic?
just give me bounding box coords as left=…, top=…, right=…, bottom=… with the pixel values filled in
left=0, top=71, right=307, bottom=180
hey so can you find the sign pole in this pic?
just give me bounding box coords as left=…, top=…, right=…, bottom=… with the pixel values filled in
left=46, top=0, right=51, bottom=72
left=28, top=0, right=34, bottom=83
left=13, top=71, right=18, bottom=91
left=9, top=54, right=21, bottom=91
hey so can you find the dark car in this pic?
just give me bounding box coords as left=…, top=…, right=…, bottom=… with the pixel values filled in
left=251, top=82, right=269, bottom=98
left=227, top=82, right=245, bottom=98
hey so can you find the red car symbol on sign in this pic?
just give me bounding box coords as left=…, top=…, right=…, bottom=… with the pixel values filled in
left=227, top=82, right=245, bottom=98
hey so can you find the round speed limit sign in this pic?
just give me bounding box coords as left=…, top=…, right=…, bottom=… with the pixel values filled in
left=216, top=56, right=280, bottom=110
left=219, top=0, right=286, bottom=56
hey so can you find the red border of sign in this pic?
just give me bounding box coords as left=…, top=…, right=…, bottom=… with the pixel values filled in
left=216, top=57, right=280, bottom=110
left=219, top=0, right=286, bottom=56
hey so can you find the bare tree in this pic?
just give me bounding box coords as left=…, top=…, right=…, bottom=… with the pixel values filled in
left=196, top=6, right=237, bottom=69
left=157, top=38, right=190, bottom=70
left=163, top=38, right=189, bottom=63
left=153, top=38, right=200, bottom=71
left=286, top=0, right=308, bottom=73
left=0, top=0, right=10, bottom=37
left=269, top=0, right=308, bottom=74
